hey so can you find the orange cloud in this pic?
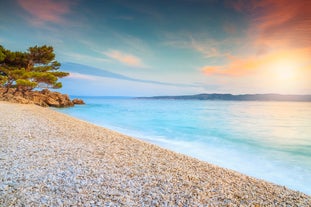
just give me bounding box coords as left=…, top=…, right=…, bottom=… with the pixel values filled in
left=17, top=0, right=73, bottom=25
left=202, top=48, right=311, bottom=77
left=231, top=0, right=311, bottom=48
left=104, top=50, right=145, bottom=68
left=202, top=55, right=263, bottom=76
left=256, top=1, right=311, bottom=48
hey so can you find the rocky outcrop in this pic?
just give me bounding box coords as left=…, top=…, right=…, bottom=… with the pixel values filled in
left=0, top=88, right=84, bottom=107
left=72, top=98, right=85, bottom=105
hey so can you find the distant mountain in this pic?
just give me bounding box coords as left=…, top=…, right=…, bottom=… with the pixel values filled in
left=138, top=93, right=311, bottom=102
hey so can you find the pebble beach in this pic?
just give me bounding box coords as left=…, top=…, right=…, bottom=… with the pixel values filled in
left=0, top=101, right=310, bottom=206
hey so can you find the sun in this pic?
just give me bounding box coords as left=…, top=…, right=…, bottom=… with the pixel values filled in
left=269, top=57, right=301, bottom=82
left=259, top=48, right=310, bottom=93
left=274, top=60, right=297, bottom=81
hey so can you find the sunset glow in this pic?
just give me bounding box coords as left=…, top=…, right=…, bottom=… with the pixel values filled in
left=273, top=59, right=297, bottom=81
left=0, top=0, right=310, bottom=95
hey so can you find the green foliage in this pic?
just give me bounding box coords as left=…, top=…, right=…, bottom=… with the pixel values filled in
left=0, top=46, right=6, bottom=62
left=53, top=82, right=62, bottom=89
left=0, top=45, right=69, bottom=93
left=28, top=45, right=55, bottom=65
left=0, top=76, right=7, bottom=86
left=15, top=79, right=38, bottom=88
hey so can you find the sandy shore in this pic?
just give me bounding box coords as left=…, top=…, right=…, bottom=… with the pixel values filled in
left=0, top=102, right=310, bottom=206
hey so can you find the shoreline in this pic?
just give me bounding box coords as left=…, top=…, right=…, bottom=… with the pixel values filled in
left=1, top=102, right=310, bottom=206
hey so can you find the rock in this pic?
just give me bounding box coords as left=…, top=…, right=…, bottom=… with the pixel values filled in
left=72, top=98, right=85, bottom=105
left=0, top=88, right=82, bottom=108
left=0, top=93, right=32, bottom=104
left=30, top=94, right=49, bottom=107
left=46, top=97, right=61, bottom=107
left=41, top=89, right=50, bottom=95
left=12, top=96, right=31, bottom=104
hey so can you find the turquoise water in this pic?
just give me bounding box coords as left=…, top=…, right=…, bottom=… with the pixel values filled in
left=56, top=97, right=311, bottom=195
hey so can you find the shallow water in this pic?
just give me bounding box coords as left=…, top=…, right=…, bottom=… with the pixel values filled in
left=56, top=97, right=311, bottom=195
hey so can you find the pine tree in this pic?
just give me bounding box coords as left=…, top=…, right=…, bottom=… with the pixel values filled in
left=0, top=45, right=69, bottom=94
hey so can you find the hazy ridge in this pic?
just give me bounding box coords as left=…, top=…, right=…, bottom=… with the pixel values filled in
left=138, top=93, right=311, bottom=102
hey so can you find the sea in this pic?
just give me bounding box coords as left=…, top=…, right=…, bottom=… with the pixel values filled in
left=55, top=97, right=311, bottom=195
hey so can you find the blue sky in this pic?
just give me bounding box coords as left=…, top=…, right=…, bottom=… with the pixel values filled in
left=1, top=0, right=310, bottom=96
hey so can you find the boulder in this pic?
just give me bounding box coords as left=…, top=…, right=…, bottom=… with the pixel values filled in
left=72, top=98, right=85, bottom=105
left=46, top=96, right=61, bottom=107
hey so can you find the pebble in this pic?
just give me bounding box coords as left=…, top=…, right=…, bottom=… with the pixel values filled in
left=0, top=101, right=310, bottom=206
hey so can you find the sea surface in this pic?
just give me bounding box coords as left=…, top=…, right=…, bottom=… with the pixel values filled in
left=56, top=97, right=311, bottom=195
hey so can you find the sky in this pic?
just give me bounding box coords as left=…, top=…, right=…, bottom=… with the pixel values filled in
left=0, top=0, right=310, bottom=96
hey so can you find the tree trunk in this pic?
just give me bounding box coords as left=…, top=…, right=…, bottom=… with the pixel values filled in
left=26, top=60, right=33, bottom=72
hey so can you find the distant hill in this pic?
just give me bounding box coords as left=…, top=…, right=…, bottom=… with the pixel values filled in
left=138, top=94, right=311, bottom=102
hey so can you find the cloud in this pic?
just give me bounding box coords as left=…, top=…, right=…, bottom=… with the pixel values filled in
left=78, top=35, right=151, bottom=58
left=231, top=0, right=311, bottom=48
left=17, top=0, right=74, bottom=25
left=202, top=55, right=261, bottom=76
left=62, top=62, right=199, bottom=88
left=164, top=33, right=227, bottom=58
left=115, top=34, right=152, bottom=55
left=67, top=72, right=100, bottom=81
left=255, top=1, right=311, bottom=48
left=103, top=50, right=145, bottom=68
left=188, top=36, right=224, bottom=58
left=61, top=52, right=109, bottom=65
left=201, top=48, right=311, bottom=77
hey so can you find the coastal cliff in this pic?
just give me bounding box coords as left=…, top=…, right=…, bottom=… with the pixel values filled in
left=0, top=88, right=84, bottom=107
